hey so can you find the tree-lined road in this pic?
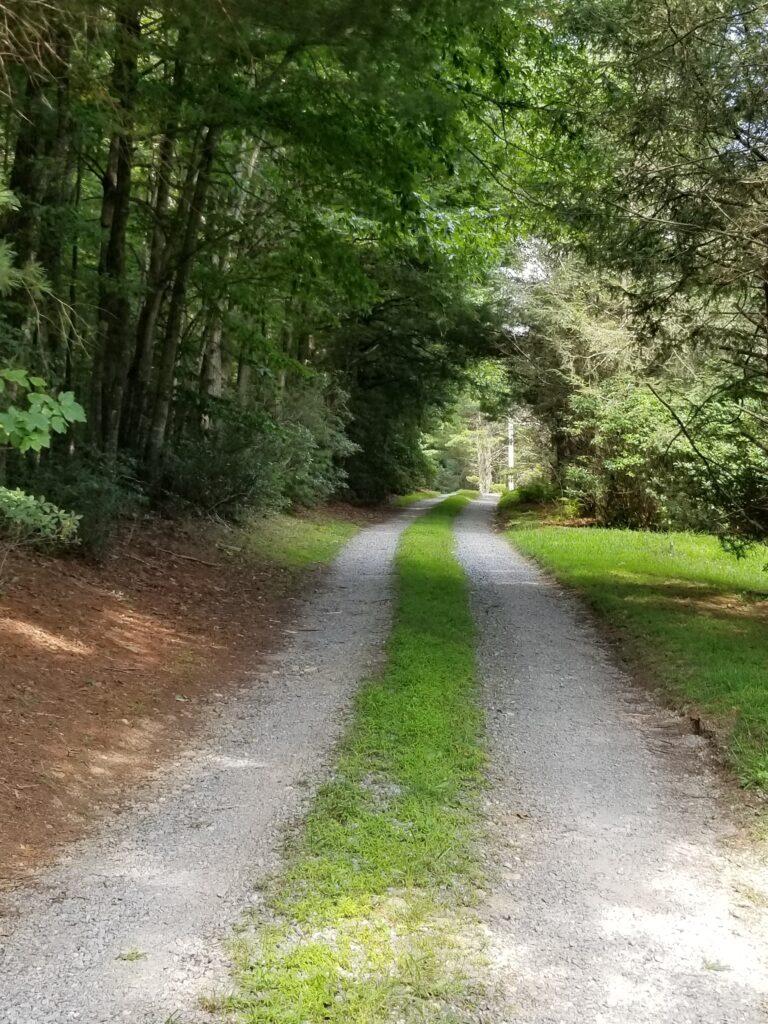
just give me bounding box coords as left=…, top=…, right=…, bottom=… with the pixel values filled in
left=2, top=498, right=767, bottom=1023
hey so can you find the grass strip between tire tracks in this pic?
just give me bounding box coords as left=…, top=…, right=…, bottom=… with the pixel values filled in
left=216, top=492, right=486, bottom=1023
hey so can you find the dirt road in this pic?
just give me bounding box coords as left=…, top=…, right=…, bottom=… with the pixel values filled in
left=0, top=502, right=435, bottom=1024
left=456, top=496, right=768, bottom=1023
left=3, top=495, right=768, bottom=1023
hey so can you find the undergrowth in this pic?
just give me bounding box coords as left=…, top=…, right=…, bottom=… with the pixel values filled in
left=220, top=492, right=486, bottom=1022
left=242, top=511, right=360, bottom=568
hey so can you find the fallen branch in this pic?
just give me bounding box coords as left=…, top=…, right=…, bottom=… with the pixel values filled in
left=154, top=546, right=222, bottom=569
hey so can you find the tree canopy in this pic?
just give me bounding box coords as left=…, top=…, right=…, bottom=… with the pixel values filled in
left=0, top=0, right=765, bottom=545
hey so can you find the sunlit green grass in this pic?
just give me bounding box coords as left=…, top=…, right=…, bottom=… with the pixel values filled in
left=221, top=493, right=486, bottom=1023
left=243, top=511, right=360, bottom=568
left=391, top=489, right=441, bottom=507
left=506, top=522, right=768, bottom=787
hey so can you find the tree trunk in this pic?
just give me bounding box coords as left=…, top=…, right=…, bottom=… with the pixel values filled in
left=200, top=320, right=225, bottom=399
left=145, top=124, right=218, bottom=477
left=64, top=155, right=82, bottom=391
left=237, top=355, right=251, bottom=406
left=37, top=30, right=76, bottom=373
left=123, top=50, right=186, bottom=450
left=92, top=2, right=141, bottom=453
left=197, top=142, right=262, bottom=407
left=3, top=76, right=47, bottom=263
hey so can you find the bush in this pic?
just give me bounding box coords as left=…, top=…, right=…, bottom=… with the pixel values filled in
left=163, top=412, right=289, bottom=519
left=26, top=449, right=145, bottom=556
left=498, top=479, right=558, bottom=515
left=0, top=486, right=80, bottom=547
left=164, top=381, right=355, bottom=518
left=345, top=419, right=435, bottom=503
left=278, top=380, right=357, bottom=507
left=564, top=381, right=672, bottom=529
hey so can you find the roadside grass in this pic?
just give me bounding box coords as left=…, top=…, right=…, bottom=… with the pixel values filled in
left=391, top=490, right=441, bottom=507
left=242, top=511, right=360, bottom=569
left=505, top=519, right=768, bottom=787
left=220, top=493, right=487, bottom=1023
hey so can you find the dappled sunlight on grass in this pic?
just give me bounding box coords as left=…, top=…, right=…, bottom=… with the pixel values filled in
left=243, top=511, right=360, bottom=568
left=509, top=525, right=768, bottom=593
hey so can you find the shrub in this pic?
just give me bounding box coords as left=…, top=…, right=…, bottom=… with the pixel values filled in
left=27, top=449, right=145, bottom=557
left=0, top=486, right=80, bottom=547
left=278, top=380, right=357, bottom=507
left=163, top=413, right=289, bottom=519
left=163, top=381, right=355, bottom=518
left=498, top=479, right=558, bottom=516
left=0, top=368, right=86, bottom=452
left=345, top=420, right=435, bottom=503
left=0, top=367, right=89, bottom=564
left=564, top=381, right=673, bottom=529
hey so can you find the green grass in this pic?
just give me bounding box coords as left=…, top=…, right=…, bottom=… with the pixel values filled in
left=222, top=493, right=487, bottom=1023
left=116, top=948, right=146, bottom=962
left=391, top=490, right=441, bottom=507
left=505, top=521, right=768, bottom=787
left=243, top=511, right=360, bottom=568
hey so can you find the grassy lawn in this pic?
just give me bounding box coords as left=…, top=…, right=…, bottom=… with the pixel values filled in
left=242, top=511, right=361, bottom=568
left=218, top=493, right=487, bottom=1023
left=505, top=520, right=768, bottom=787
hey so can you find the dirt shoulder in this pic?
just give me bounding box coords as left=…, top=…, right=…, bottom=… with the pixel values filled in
left=0, top=506, right=380, bottom=887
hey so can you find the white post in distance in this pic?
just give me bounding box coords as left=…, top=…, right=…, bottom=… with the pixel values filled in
left=507, top=416, right=515, bottom=491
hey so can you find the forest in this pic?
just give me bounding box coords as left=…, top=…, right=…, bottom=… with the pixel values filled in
left=4, top=4, right=768, bottom=1022
left=0, top=0, right=764, bottom=552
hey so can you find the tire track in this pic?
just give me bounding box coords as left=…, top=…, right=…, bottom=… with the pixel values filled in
left=455, top=496, right=768, bottom=1024
left=0, top=501, right=437, bottom=1024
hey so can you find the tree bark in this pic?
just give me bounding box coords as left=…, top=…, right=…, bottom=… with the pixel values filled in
left=92, top=2, right=141, bottom=453
left=37, top=28, right=76, bottom=373
left=3, top=76, right=47, bottom=263
left=123, top=49, right=186, bottom=450
left=200, top=319, right=225, bottom=399
left=236, top=354, right=251, bottom=406
left=145, top=124, right=218, bottom=477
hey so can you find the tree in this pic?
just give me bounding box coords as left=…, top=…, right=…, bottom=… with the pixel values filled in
left=517, top=0, right=768, bottom=539
left=0, top=0, right=546, bottom=515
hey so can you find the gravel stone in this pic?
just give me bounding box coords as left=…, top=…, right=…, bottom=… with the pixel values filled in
left=455, top=496, right=768, bottom=1023
left=0, top=501, right=437, bottom=1024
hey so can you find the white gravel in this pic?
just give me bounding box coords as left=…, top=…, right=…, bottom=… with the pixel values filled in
left=0, top=502, right=436, bottom=1024
left=455, top=496, right=768, bottom=1024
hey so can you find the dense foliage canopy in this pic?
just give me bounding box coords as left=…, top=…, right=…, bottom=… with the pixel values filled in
left=0, top=0, right=765, bottom=546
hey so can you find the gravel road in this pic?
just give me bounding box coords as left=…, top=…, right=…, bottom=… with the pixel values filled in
left=4, top=494, right=768, bottom=1024
left=455, top=496, right=768, bottom=1024
left=0, top=502, right=435, bottom=1024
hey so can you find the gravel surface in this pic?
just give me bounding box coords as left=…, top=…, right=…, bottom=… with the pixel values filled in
left=0, top=502, right=435, bottom=1024
left=455, top=496, right=768, bottom=1024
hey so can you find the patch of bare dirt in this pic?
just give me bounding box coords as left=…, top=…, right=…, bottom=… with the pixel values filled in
left=0, top=511, right=363, bottom=887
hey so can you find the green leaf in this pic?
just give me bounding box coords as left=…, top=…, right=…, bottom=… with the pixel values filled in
left=1, top=368, right=29, bottom=388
